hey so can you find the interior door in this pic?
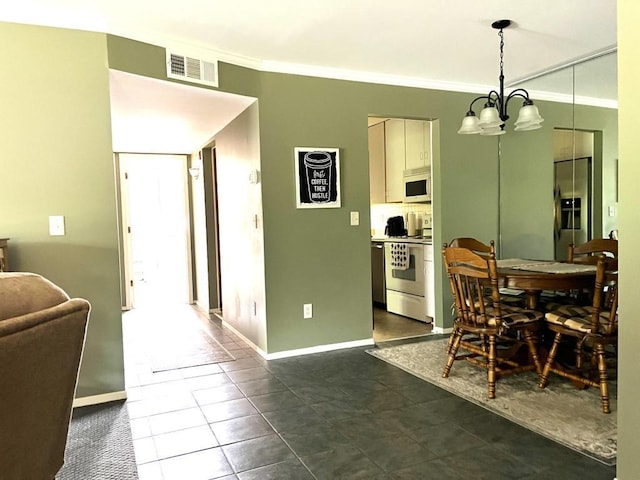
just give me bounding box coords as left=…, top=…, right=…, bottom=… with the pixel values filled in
left=119, top=153, right=193, bottom=307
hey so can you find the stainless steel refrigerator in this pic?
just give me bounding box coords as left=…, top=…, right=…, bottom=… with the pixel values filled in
left=554, top=157, right=592, bottom=260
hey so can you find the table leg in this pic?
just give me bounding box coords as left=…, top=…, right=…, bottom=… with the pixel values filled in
left=524, top=290, right=541, bottom=310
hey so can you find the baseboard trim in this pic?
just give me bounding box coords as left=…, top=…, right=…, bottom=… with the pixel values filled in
left=432, top=326, right=453, bottom=335
left=73, top=390, right=127, bottom=408
left=261, top=338, right=375, bottom=360
left=218, top=319, right=263, bottom=354
left=218, top=317, right=374, bottom=360
left=190, top=302, right=209, bottom=315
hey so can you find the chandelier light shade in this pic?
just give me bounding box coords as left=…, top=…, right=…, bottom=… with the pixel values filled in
left=457, top=20, right=544, bottom=135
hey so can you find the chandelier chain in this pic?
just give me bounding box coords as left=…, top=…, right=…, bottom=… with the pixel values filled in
left=499, top=28, right=504, bottom=77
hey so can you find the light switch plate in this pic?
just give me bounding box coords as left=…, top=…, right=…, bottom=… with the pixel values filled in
left=49, top=215, right=65, bottom=236
left=303, top=303, right=313, bottom=319
left=350, top=211, right=359, bottom=226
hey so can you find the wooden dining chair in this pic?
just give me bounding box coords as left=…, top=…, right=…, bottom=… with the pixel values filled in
left=568, top=238, right=618, bottom=265
left=445, top=238, right=496, bottom=352
left=559, top=238, right=618, bottom=305
left=448, top=237, right=526, bottom=308
left=442, top=245, right=544, bottom=399
left=538, top=254, right=618, bottom=413
left=448, top=237, right=493, bottom=257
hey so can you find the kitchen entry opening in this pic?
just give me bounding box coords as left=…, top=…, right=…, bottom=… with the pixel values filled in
left=118, top=153, right=193, bottom=308
left=367, top=115, right=437, bottom=342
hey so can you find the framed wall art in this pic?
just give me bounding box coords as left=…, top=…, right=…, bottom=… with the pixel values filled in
left=294, top=147, right=341, bottom=209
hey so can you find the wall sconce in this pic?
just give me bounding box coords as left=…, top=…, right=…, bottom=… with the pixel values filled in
left=188, top=167, right=201, bottom=180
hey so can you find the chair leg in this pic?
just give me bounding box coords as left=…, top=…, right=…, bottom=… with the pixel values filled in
left=575, top=342, right=584, bottom=374
left=442, top=329, right=463, bottom=378
left=446, top=326, right=459, bottom=354
left=595, top=344, right=611, bottom=414
left=487, top=335, right=497, bottom=399
left=523, top=330, right=543, bottom=375
left=539, top=332, right=562, bottom=388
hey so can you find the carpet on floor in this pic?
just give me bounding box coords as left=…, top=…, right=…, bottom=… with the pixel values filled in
left=56, top=400, right=138, bottom=480
left=147, top=319, right=235, bottom=372
left=367, top=337, right=616, bottom=466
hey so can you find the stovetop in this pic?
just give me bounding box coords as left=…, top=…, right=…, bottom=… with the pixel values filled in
left=372, top=235, right=433, bottom=244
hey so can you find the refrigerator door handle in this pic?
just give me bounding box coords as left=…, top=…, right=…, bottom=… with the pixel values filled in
left=554, top=185, right=562, bottom=240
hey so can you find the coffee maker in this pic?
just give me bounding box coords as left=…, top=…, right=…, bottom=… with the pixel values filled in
left=384, top=216, right=407, bottom=237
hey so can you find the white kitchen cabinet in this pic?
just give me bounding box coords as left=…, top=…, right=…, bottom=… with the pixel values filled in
left=368, top=122, right=386, bottom=204
left=384, top=118, right=405, bottom=202
left=424, top=244, right=435, bottom=319
left=405, top=119, right=431, bottom=170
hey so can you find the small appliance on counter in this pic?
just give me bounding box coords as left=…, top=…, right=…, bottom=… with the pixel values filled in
left=422, top=213, right=433, bottom=238
left=385, top=216, right=407, bottom=237
left=406, top=212, right=417, bottom=236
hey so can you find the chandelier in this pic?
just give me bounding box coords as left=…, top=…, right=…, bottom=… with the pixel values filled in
left=457, top=20, right=544, bottom=135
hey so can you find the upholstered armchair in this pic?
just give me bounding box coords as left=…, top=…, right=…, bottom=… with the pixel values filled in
left=0, top=272, right=90, bottom=480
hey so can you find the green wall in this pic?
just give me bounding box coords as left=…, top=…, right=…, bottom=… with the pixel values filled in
left=499, top=101, right=618, bottom=260
left=0, top=20, right=624, bottom=404
left=250, top=71, right=505, bottom=345
left=3, top=17, right=638, bottom=476
left=0, top=23, right=123, bottom=397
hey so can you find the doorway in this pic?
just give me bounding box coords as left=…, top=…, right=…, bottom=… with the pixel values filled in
left=118, top=153, right=193, bottom=308
left=367, top=116, right=434, bottom=342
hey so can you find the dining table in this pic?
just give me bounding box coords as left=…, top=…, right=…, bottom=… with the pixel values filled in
left=496, top=258, right=597, bottom=310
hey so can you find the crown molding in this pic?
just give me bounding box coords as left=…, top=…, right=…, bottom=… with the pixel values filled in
left=109, top=28, right=618, bottom=108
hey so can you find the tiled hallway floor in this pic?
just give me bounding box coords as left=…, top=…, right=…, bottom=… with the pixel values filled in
left=124, top=304, right=616, bottom=479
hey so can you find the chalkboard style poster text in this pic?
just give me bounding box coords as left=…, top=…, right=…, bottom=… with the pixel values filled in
left=294, top=147, right=341, bottom=209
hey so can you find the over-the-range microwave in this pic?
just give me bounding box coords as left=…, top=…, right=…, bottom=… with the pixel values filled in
left=402, top=167, right=431, bottom=203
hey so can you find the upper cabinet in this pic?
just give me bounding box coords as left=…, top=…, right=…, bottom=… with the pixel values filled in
left=384, top=119, right=406, bottom=202
left=381, top=118, right=432, bottom=203
left=368, top=121, right=386, bottom=204
left=404, top=119, right=431, bottom=170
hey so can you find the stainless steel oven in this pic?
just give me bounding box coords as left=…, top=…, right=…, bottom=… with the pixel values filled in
left=384, top=241, right=428, bottom=322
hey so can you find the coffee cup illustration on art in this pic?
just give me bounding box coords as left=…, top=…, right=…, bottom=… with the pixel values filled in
left=304, top=151, right=333, bottom=203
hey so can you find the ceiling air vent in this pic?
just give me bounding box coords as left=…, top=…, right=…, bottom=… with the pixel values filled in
left=166, top=50, right=219, bottom=87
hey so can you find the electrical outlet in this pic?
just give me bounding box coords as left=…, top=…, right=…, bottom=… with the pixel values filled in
left=350, top=211, right=359, bottom=226
left=303, top=303, right=313, bottom=319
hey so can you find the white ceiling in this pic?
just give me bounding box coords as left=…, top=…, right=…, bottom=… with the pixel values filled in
left=2, top=0, right=618, bottom=153
left=109, top=71, right=255, bottom=154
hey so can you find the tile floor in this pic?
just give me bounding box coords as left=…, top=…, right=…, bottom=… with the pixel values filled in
left=124, top=304, right=616, bottom=480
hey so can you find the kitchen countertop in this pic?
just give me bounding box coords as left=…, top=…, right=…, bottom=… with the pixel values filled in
left=371, top=236, right=433, bottom=245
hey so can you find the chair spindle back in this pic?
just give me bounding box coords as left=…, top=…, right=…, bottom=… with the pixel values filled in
left=444, top=246, right=502, bottom=330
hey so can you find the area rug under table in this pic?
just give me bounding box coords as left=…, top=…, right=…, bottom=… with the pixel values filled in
left=367, top=338, right=616, bottom=466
